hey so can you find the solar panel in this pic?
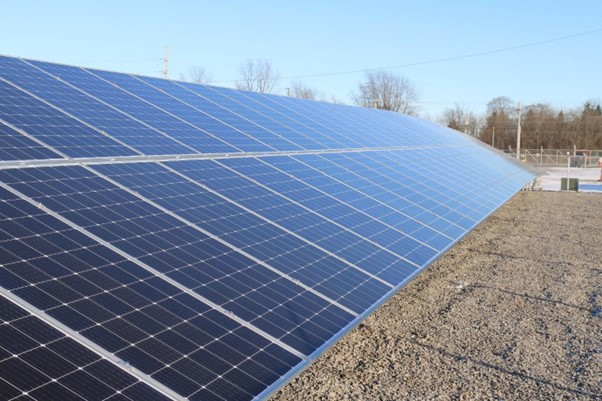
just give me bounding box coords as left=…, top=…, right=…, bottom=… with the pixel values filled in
left=0, top=295, right=171, bottom=401
left=0, top=78, right=135, bottom=159
left=0, top=121, right=62, bottom=161
left=0, top=56, right=192, bottom=156
left=0, top=185, right=302, bottom=400
left=112, top=74, right=277, bottom=154
left=0, top=55, right=535, bottom=400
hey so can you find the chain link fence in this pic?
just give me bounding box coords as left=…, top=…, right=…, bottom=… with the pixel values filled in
left=506, top=148, right=602, bottom=167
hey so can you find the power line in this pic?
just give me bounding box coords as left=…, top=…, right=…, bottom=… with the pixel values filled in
left=215, top=27, right=602, bottom=83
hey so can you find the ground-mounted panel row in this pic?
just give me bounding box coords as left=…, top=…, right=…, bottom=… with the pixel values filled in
left=0, top=142, right=533, bottom=400
left=2, top=55, right=481, bottom=160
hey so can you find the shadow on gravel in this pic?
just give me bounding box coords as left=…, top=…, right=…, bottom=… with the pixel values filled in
left=471, top=283, right=592, bottom=314
left=413, top=341, right=601, bottom=399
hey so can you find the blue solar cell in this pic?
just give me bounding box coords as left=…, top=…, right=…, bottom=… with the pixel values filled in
left=268, top=94, right=394, bottom=148
left=112, top=182, right=349, bottom=333
left=176, top=81, right=307, bottom=152
left=261, top=155, right=444, bottom=256
left=324, top=103, right=440, bottom=147
left=262, top=93, right=439, bottom=149
left=97, top=71, right=277, bottom=154
left=371, top=150, right=494, bottom=218
left=320, top=151, right=470, bottom=238
left=294, top=152, right=461, bottom=246
left=339, top=151, right=491, bottom=230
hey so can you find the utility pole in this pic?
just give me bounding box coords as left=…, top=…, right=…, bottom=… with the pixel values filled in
left=161, top=46, right=169, bottom=79
left=492, top=126, right=495, bottom=148
left=516, top=102, right=520, bottom=160
left=285, top=87, right=290, bottom=97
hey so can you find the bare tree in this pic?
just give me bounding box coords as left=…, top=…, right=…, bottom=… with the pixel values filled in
left=439, top=104, right=482, bottom=137
left=235, top=59, right=279, bottom=93
left=285, top=81, right=344, bottom=104
left=289, top=80, right=319, bottom=100
left=180, top=66, right=213, bottom=84
left=481, top=96, right=517, bottom=149
left=353, top=70, right=419, bottom=114
left=487, top=96, right=514, bottom=116
left=521, top=103, right=556, bottom=148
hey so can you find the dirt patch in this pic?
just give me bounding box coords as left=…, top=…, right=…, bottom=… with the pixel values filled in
left=272, top=192, right=602, bottom=401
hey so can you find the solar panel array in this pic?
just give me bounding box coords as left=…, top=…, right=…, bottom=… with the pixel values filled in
left=0, top=55, right=535, bottom=401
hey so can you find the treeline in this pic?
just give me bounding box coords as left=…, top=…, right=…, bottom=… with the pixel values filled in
left=440, top=97, right=602, bottom=150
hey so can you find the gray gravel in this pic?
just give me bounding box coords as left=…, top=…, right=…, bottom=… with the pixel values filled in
left=272, top=192, right=602, bottom=401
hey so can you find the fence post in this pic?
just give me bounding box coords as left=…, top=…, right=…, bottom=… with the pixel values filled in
left=565, top=152, right=570, bottom=190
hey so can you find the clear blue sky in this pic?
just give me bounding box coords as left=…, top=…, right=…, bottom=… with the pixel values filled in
left=2, top=0, right=601, bottom=117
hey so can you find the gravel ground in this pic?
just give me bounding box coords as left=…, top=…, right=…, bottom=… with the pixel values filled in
left=272, top=192, right=602, bottom=401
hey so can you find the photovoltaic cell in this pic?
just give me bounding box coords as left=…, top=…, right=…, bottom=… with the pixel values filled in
left=261, top=94, right=392, bottom=148
left=338, top=150, right=513, bottom=227
left=258, top=156, right=444, bottom=260
left=0, top=55, right=536, bottom=400
left=208, top=86, right=345, bottom=148
left=321, top=151, right=477, bottom=236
